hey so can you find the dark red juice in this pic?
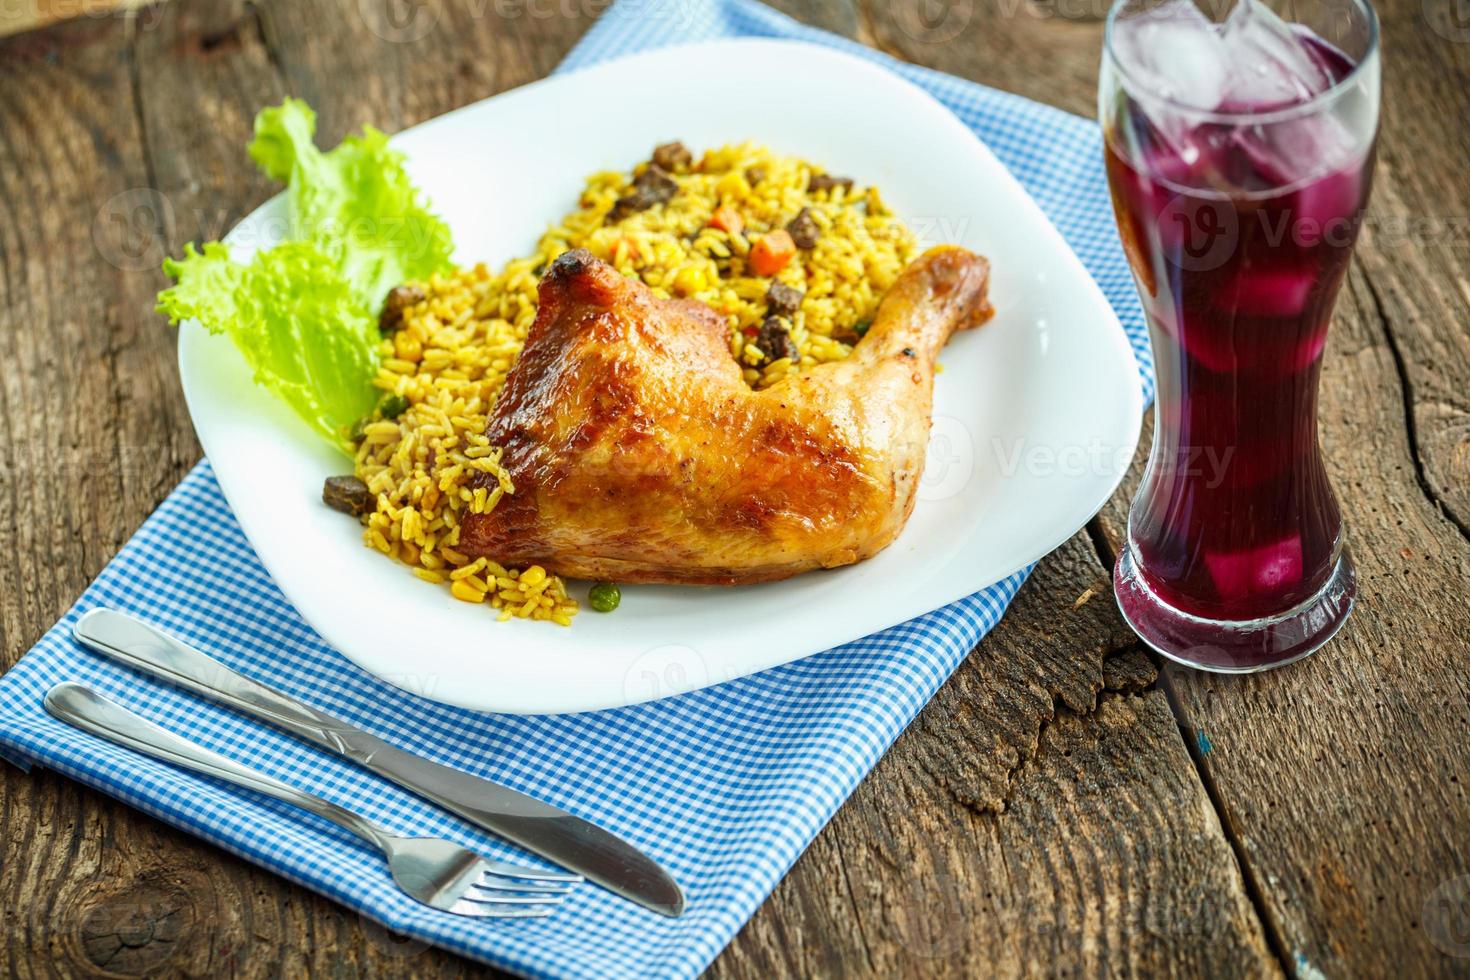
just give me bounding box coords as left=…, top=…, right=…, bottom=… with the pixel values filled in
left=1106, top=39, right=1373, bottom=625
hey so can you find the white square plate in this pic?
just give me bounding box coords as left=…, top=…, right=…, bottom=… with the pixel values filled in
left=178, top=39, right=1143, bottom=714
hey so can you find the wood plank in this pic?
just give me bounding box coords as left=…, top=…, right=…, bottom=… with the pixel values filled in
left=253, top=0, right=593, bottom=145
left=0, top=0, right=161, bottom=41
left=1091, top=0, right=1470, bottom=972
left=712, top=534, right=1280, bottom=978
left=861, top=0, right=1105, bottom=117
left=0, top=14, right=190, bottom=661
left=1351, top=0, right=1470, bottom=538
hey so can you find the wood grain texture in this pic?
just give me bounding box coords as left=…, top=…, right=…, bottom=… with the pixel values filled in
left=860, top=0, right=1106, bottom=118
left=1351, top=2, right=1470, bottom=539
left=710, top=535, right=1278, bottom=979
left=0, top=0, right=161, bottom=41
left=0, top=0, right=1466, bottom=976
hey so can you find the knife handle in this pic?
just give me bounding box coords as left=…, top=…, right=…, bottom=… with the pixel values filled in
left=43, top=683, right=393, bottom=852
left=72, top=608, right=373, bottom=760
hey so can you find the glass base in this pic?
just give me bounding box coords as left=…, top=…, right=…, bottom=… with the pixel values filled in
left=1114, top=547, right=1356, bottom=673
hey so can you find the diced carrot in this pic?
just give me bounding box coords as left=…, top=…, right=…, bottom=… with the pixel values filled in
left=749, top=230, right=795, bottom=277
left=709, top=204, right=744, bottom=236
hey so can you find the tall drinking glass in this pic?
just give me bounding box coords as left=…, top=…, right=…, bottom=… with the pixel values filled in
left=1100, top=0, right=1380, bottom=671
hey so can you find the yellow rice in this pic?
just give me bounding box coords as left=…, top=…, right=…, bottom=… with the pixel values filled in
left=353, top=143, right=920, bottom=624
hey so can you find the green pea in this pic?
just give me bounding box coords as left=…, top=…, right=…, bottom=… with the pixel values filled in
left=379, top=393, right=410, bottom=419
left=588, top=581, right=621, bottom=612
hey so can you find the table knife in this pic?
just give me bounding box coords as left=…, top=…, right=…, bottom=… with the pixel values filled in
left=72, top=608, right=684, bottom=917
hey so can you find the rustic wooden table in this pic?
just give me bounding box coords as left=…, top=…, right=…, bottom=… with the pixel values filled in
left=2, top=0, right=1467, bottom=976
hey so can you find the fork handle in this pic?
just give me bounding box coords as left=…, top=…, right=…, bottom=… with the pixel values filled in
left=43, top=682, right=394, bottom=854
left=72, top=609, right=371, bottom=761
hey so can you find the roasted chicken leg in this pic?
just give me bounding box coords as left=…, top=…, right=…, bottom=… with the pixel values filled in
left=459, top=245, right=992, bottom=585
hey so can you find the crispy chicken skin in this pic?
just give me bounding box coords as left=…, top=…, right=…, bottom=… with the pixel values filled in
left=459, top=245, right=992, bottom=585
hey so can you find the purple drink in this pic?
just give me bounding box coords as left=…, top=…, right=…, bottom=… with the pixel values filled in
left=1102, top=0, right=1380, bottom=670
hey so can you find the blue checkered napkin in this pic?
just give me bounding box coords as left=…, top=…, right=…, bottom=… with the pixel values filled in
left=0, top=2, right=1149, bottom=977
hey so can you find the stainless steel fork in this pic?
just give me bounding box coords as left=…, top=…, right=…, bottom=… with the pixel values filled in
left=43, top=683, right=581, bottom=919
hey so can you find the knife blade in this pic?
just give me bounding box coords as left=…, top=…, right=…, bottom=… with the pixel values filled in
left=72, top=608, right=685, bottom=917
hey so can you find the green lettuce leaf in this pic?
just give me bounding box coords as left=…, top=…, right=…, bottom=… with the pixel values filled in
left=248, top=97, right=454, bottom=306
left=158, top=242, right=381, bottom=450
left=160, top=98, right=455, bottom=455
